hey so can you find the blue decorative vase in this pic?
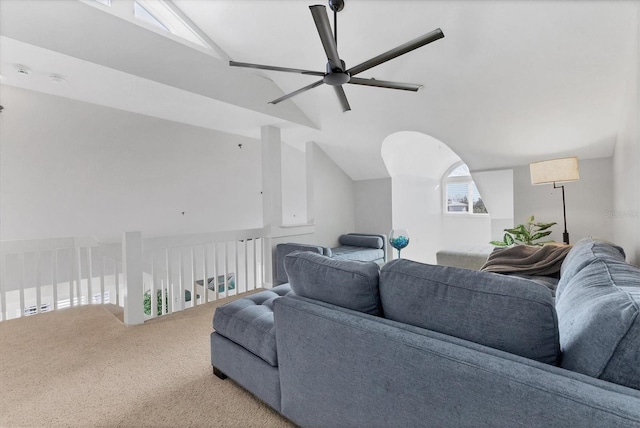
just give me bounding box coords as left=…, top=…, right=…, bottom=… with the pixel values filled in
left=389, top=229, right=410, bottom=258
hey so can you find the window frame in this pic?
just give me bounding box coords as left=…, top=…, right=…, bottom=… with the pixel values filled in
left=442, top=162, right=489, bottom=216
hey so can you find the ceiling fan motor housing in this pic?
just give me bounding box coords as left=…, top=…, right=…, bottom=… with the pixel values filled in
left=328, top=0, right=345, bottom=12
left=324, top=59, right=350, bottom=85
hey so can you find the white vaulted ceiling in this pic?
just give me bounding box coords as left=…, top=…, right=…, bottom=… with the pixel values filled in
left=1, top=0, right=638, bottom=180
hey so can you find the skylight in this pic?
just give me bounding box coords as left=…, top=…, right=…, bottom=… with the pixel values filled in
left=133, top=0, right=210, bottom=49
left=92, top=0, right=111, bottom=6
left=134, top=1, right=169, bottom=32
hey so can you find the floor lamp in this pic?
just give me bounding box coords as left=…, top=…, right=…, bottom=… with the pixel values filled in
left=530, top=157, right=580, bottom=245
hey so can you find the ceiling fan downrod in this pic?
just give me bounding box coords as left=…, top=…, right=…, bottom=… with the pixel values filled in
left=329, top=0, right=344, bottom=45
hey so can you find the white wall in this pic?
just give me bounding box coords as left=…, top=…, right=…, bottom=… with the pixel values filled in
left=281, top=143, right=307, bottom=225
left=514, top=157, right=613, bottom=245
left=0, top=86, right=263, bottom=242
left=308, top=142, right=355, bottom=248
left=391, top=176, right=443, bottom=264
left=472, top=169, right=514, bottom=241
left=612, top=4, right=640, bottom=266
left=354, top=178, right=392, bottom=237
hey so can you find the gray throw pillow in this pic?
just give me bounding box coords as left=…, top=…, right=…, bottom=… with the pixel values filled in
left=557, top=237, right=626, bottom=299
left=379, top=259, right=560, bottom=364
left=556, top=258, right=640, bottom=390
left=338, top=234, right=384, bottom=249
left=284, top=251, right=382, bottom=316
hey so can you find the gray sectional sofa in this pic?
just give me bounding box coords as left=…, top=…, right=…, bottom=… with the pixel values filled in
left=274, top=233, right=387, bottom=284
left=210, top=237, right=640, bottom=427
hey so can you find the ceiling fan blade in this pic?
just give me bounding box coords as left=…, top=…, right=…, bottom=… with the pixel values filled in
left=309, top=5, right=342, bottom=70
left=269, top=79, right=325, bottom=105
left=333, top=85, right=351, bottom=112
left=229, top=61, right=325, bottom=76
left=348, top=77, right=422, bottom=92
left=347, top=28, right=444, bottom=76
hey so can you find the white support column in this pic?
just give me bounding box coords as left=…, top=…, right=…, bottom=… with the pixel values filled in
left=261, top=125, right=283, bottom=287
left=122, top=231, right=144, bottom=326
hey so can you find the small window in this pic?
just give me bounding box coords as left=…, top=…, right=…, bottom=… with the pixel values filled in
left=443, top=163, right=488, bottom=214
left=91, top=0, right=111, bottom=6
left=132, top=0, right=210, bottom=49
left=134, top=1, right=169, bottom=32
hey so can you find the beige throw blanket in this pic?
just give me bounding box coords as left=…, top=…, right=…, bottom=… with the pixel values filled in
left=481, top=244, right=572, bottom=277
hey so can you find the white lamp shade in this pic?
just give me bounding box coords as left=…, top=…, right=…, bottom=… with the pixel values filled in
left=530, top=157, right=580, bottom=185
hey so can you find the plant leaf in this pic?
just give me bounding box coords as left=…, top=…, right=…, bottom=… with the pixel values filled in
left=504, top=233, right=515, bottom=245
left=530, top=231, right=553, bottom=241
left=534, top=222, right=557, bottom=231
left=489, top=240, right=507, bottom=246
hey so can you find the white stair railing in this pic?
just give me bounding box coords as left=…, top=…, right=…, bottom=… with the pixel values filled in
left=0, top=237, right=121, bottom=322
left=0, top=228, right=266, bottom=324
left=122, top=228, right=265, bottom=324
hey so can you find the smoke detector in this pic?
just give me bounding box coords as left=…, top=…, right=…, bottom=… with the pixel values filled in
left=49, top=74, right=67, bottom=84
left=15, top=64, right=31, bottom=75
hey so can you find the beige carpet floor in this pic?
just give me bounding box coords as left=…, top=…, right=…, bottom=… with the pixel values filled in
left=0, top=294, right=295, bottom=428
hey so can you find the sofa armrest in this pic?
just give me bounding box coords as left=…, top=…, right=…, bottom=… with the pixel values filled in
left=274, top=295, right=640, bottom=428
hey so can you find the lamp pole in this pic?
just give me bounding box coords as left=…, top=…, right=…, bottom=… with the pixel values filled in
left=554, top=182, right=569, bottom=245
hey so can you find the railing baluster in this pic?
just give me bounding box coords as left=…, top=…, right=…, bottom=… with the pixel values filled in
left=69, top=248, right=74, bottom=307
left=178, top=249, right=184, bottom=311
left=1, top=253, right=6, bottom=321
left=19, top=253, right=25, bottom=318
left=258, top=238, right=262, bottom=287
left=202, top=245, right=209, bottom=303
left=75, top=246, right=82, bottom=306
left=243, top=241, right=248, bottom=292
left=87, top=247, right=93, bottom=304
left=150, top=252, right=156, bottom=318
left=223, top=242, right=228, bottom=299
left=213, top=243, right=219, bottom=301
left=100, top=256, right=105, bottom=304
left=35, top=251, right=42, bottom=314
left=53, top=250, right=59, bottom=310
left=190, top=246, right=196, bottom=307
left=166, top=248, right=173, bottom=315
left=253, top=238, right=258, bottom=290
left=234, top=240, right=239, bottom=296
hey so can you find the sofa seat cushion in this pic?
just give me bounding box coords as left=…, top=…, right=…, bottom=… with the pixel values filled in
left=557, top=237, right=626, bottom=299
left=284, top=251, right=382, bottom=315
left=212, top=284, right=292, bottom=367
left=555, top=258, right=640, bottom=390
left=379, top=259, right=560, bottom=364
left=331, top=246, right=384, bottom=262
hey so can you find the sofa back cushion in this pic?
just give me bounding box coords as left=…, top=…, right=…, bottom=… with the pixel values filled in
left=379, top=259, right=560, bottom=364
left=338, top=234, right=384, bottom=249
left=284, top=251, right=382, bottom=316
left=555, top=258, right=640, bottom=390
left=557, top=237, right=626, bottom=299
left=275, top=243, right=330, bottom=284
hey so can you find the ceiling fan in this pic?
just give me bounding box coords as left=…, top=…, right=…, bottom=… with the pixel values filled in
left=229, top=0, right=444, bottom=112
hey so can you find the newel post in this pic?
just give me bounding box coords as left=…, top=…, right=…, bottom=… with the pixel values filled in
left=122, top=231, right=144, bottom=325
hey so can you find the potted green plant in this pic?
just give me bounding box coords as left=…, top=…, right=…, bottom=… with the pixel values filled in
left=490, top=215, right=556, bottom=247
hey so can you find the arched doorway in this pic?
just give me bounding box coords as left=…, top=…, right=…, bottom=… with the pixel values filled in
left=381, top=131, right=494, bottom=263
